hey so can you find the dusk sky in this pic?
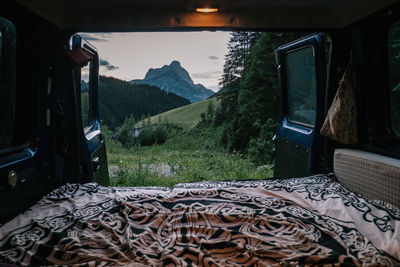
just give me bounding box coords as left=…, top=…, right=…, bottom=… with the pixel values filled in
left=79, top=32, right=231, bottom=92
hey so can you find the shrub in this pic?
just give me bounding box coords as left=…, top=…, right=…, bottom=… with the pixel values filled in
left=137, top=126, right=168, bottom=146
left=153, top=126, right=167, bottom=144
left=119, top=115, right=136, bottom=146
left=247, top=118, right=277, bottom=165
left=137, top=128, right=154, bottom=146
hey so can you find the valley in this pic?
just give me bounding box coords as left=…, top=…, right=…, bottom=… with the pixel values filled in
left=98, top=32, right=296, bottom=187
left=104, top=100, right=273, bottom=187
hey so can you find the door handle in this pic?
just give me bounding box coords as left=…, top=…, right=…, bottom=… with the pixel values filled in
left=92, top=157, right=100, bottom=171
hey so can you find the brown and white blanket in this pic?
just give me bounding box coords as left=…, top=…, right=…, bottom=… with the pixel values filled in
left=0, top=175, right=399, bottom=266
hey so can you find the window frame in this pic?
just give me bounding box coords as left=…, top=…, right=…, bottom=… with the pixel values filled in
left=350, top=14, right=400, bottom=159
left=388, top=20, right=400, bottom=137
left=80, top=59, right=92, bottom=130
left=0, top=17, right=18, bottom=154
left=72, top=37, right=100, bottom=135
left=284, top=44, right=317, bottom=128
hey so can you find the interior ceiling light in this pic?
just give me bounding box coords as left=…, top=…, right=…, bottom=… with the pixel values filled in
left=196, top=7, right=218, bottom=13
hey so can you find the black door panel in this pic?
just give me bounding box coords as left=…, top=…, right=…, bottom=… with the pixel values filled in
left=72, top=35, right=110, bottom=185
left=274, top=34, right=327, bottom=178
left=274, top=136, right=309, bottom=178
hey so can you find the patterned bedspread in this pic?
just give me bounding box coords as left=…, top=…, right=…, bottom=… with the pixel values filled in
left=0, top=175, right=399, bottom=266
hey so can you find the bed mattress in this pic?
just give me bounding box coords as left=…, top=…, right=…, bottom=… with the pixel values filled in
left=0, top=174, right=399, bottom=266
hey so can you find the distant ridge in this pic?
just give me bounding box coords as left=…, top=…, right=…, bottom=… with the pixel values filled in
left=97, top=76, right=190, bottom=129
left=131, top=61, right=215, bottom=103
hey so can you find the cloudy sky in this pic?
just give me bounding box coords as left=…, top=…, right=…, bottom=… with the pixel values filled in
left=79, top=32, right=231, bottom=92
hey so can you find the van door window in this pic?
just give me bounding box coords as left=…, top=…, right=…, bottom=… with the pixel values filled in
left=388, top=21, right=400, bottom=135
left=286, top=46, right=317, bottom=127
left=81, top=62, right=91, bottom=127
left=0, top=18, right=16, bottom=149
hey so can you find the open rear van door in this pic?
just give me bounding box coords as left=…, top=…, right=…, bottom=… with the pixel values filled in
left=274, top=34, right=327, bottom=178
left=71, top=35, right=110, bottom=185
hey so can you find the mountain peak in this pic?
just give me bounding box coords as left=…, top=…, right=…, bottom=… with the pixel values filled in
left=131, top=61, right=215, bottom=103
left=170, top=60, right=181, bottom=67
left=144, top=60, right=194, bottom=86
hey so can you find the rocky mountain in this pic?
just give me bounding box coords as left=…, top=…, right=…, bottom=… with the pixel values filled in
left=131, top=61, right=215, bottom=103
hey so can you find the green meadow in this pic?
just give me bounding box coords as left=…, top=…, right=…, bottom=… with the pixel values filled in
left=105, top=99, right=273, bottom=188
left=135, top=98, right=219, bottom=128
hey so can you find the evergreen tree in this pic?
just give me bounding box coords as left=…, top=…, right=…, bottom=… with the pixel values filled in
left=235, top=32, right=307, bottom=151
left=119, top=115, right=136, bottom=146
left=217, top=31, right=262, bottom=150
left=219, top=31, right=262, bottom=88
left=217, top=32, right=308, bottom=160
left=206, top=101, right=215, bottom=122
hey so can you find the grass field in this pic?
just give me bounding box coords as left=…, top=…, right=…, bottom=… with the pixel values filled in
left=106, top=125, right=273, bottom=188
left=136, top=98, right=219, bottom=128
left=106, top=97, right=273, bottom=188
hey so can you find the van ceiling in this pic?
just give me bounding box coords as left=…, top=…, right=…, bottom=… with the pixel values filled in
left=17, top=0, right=399, bottom=30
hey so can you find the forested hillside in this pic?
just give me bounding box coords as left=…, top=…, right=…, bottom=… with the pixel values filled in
left=214, top=32, right=307, bottom=164
left=98, top=76, right=190, bottom=129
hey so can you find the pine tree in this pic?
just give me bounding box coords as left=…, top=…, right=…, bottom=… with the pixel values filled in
left=235, top=32, right=308, bottom=152
left=219, top=31, right=262, bottom=88
left=217, top=31, right=308, bottom=156
left=217, top=31, right=261, bottom=150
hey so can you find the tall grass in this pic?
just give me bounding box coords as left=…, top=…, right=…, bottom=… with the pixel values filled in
left=106, top=125, right=273, bottom=188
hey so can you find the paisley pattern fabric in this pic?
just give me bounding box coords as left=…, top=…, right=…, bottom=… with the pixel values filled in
left=0, top=175, right=399, bottom=266
left=320, top=64, right=359, bottom=144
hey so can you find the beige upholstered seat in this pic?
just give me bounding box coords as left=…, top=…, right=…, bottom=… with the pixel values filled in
left=334, top=148, right=400, bottom=208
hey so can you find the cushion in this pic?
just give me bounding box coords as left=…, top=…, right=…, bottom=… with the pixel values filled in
left=334, top=148, right=400, bottom=207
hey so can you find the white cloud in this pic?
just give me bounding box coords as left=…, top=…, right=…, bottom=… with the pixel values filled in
left=191, top=71, right=222, bottom=79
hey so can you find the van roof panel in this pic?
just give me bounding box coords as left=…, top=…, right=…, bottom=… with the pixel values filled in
left=16, top=0, right=399, bottom=30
